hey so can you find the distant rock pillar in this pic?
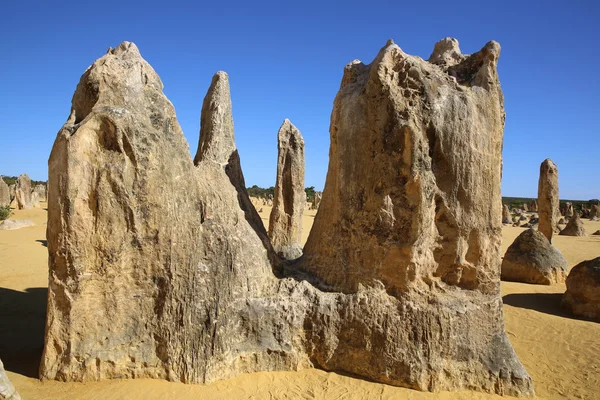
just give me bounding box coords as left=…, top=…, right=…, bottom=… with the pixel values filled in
left=538, top=159, right=559, bottom=242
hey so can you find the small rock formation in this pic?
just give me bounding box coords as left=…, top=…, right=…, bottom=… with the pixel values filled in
left=522, top=203, right=528, bottom=212
left=41, top=40, right=533, bottom=397
left=0, top=358, right=21, bottom=400
left=590, top=204, right=600, bottom=220
left=0, top=178, right=9, bottom=207
left=312, top=191, right=322, bottom=210
left=0, top=220, right=35, bottom=230
left=559, top=213, right=587, bottom=236
left=14, top=174, right=33, bottom=210
left=33, top=184, right=47, bottom=202
left=592, top=230, right=600, bottom=236
left=564, top=202, right=574, bottom=219
left=562, top=257, right=600, bottom=321
left=268, top=119, right=305, bottom=259
left=501, top=229, right=568, bottom=284
left=538, top=159, right=560, bottom=242
left=502, top=204, right=512, bottom=224
left=8, top=184, right=15, bottom=202
left=529, top=200, right=537, bottom=212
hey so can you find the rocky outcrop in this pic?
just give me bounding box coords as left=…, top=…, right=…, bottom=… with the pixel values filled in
left=592, top=230, right=600, bottom=236
left=562, top=257, right=600, bottom=321
left=502, top=204, right=512, bottom=224
left=41, top=40, right=533, bottom=397
left=559, top=213, right=587, bottom=236
left=563, top=202, right=574, bottom=219
left=301, top=38, right=532, bottom=394
left=0, top=178, right=9, bottom=207
left=14, top=174, right=33, bottom=210
left=0, top=358, right=21, bottom=400
left=268, top=119, right=305, bottom=259
left=538, top=159, right=559, bottom=242
left=501, top=229, right=568, bottom=284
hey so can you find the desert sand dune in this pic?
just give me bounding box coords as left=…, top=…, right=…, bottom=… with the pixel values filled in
left=1, top=204, right=599, bottom=399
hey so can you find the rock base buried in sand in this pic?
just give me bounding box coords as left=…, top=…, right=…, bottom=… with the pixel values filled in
left=562, top=257, right=600, bottom=321
left=559, top=214, right=587, bottom=236
left=501, top=228, right=568, bottom=284
left=0, top=220, right=35, bottom=230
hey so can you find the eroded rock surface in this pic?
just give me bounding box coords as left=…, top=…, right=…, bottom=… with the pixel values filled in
left=0, top=220, right=35, bottom=230
left=0, top=358, right=21, bottom=400
left=559, top=213, right=587, bottom=236
left=268, top=119, right=305, bottom=259
left=41, top=40, right=533, bottom=397
left=301, top=38, right=533, bottom=394
left=501, top=229, right=568, bottom=285
left=538, top=159, right=559, bottom=242
left=33, top=184, right=47, bottom=202
left=562, top=257, right=600, bottom=320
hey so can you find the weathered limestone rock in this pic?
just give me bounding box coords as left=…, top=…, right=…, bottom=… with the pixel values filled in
left=590, top=204, right=600, bottom=220
left=313, top=192, right=322, bottom=209
left=529, top=200, right=537, bottom=212
left=522, top=203, right=528, bottom=212
left=562, top=257, right=600, bottom=321
left=0, top=178, right=9, bottom=207
left=301, top=38, right=533, bottom=395
left=14, top=174, right=33, bottom=210
left=559, top=213, right=587, bottom=236
left=0, top=358, right=21, bottom=400
left=33, top=184, right=47, bottom=202
left=564, top=202, right=574, bottom=219
left=0, top=220, right=35, bottom=230
left=538, top=159, right=560, bottom=242
left=8, top=184, right=15, bottom=202
left=501, top=229, right=568, bottom=284
left=502, top=204, right=512, bottom=224
left=41, top=40, right=533, bottom=397
left=268, top=119, right=305, bottom=259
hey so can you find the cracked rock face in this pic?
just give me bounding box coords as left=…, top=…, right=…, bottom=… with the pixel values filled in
left=41, top=40, right=534, bottom=397
left=268, top=119, right=305, bottom=259
left=538, top=159, right=560, bottom=242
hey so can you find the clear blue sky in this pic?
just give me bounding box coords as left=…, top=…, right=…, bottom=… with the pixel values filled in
left=1, top=1, right=598, bottom=199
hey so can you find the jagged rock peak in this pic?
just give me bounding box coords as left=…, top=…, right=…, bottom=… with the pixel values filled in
left=428, top=37, right=463, bottom=66
left=194, top=71, right=236, bottom=166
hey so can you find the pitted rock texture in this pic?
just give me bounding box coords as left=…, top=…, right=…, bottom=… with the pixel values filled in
left=562, top=257, right=600, bottom=321
left=559, top=213, right=587, bottom=236
left=0, top=358, right=21, bottom=400
left=301, top=38, right=533, bottom=394
left=0, top=178, right=9, bottom=207
left=14, top=174, right=33, bottom=210
left=538, top=159, right=559, bottom=242
left=41, top=40, right=533, bottom=397
left=501, top=229, right=568, bottom=285
left=268, top=119, right=305, bottom=259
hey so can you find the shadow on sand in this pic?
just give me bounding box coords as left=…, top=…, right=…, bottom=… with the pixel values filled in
left=0, top=287, right=47, bottom=378
left=36, top=239, right=47, bottom=247
left=502, top=292, right=597, bottom=323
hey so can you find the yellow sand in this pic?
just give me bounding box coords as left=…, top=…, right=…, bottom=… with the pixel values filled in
left=1, top=203, right=599, bottom=399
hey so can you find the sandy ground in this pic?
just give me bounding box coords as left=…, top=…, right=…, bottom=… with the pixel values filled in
left=1, top=202, right=599, bottom=399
